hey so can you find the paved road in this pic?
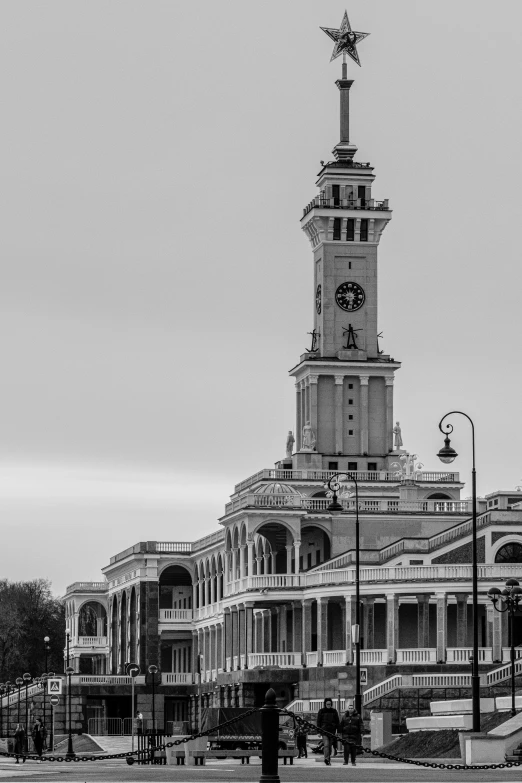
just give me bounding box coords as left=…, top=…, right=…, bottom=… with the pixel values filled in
left=0, top=757, right=519, bottom=782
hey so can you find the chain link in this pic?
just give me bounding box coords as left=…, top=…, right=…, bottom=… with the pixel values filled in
left=0, top=707, right=259, bottom=763
left=282, top=709, right=521, bottom=771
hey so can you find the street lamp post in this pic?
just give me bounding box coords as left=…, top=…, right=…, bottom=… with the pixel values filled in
left=65, top=666, right=75, bottom=759
left=488, top=579, right=522, bottom=717
left=47, top=672, right=55, bottom=751
left=43, top=636, right=50, bottom=741
left=325, top=471, right=362, bottom=716
left=23, top=673, right=31, bottom=751
left=15, top=678, right=22, bottom=726
left=0, top=683, right=4, bottom=738
left=5, top=683, right=11, bottom=738
left=148, top=665, right=158, bottom=736
left=437, top=410, right=480, bottom=732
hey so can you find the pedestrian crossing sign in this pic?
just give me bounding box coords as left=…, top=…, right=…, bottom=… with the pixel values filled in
left=47, top=678, right=63, bottom=695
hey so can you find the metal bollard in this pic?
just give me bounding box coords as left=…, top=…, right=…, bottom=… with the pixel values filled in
left=260, top=687, right=280, bottom=783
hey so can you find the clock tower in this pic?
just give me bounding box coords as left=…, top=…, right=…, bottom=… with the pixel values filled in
left=290, top=18, right=400, bottom=469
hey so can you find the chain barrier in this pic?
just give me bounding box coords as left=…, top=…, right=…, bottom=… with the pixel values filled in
left=0, top=707, right=259, bottom=764
left=282, top=709, right=522, bottom=772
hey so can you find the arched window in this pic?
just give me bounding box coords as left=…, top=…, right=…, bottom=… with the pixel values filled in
left=495, top=543, right=522, bottom=563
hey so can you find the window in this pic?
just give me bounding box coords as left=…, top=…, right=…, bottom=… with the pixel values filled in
left=358, top=185, right=366, bottom=206
left=495, top=543, right=522, bottom=563
left=348, top=415, right=353, bottom=421
left=348, top=399, right=354, bottom=405
left=348, top=383, right=353, bottom=389
left=368, top=462, right=377, bottom=471
left=316, top=550, right=321, bottom=564
left=328, top=461, right=338, bottom=471
left=409, top=559, right=424, bottom=565
left=360, top=219, right=368, bottom=242
left=300, top=556, right=303, bottom=571
left=332, top=184, right=340, bottom=206
left=346, top=218, right=355, bottom=241
left=348, top=462, right=357, bottom=471
left=333, top=218, right=341, bottom=240
left=307, top=553, right=312, bottom=570
left=349, top=429, right=354, bottom=435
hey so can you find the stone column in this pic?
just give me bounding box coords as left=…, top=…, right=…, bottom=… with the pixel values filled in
left=286, top=545, right=293, bottom=574
left=223, top=608, right=230, bottom=671
left=316, top=598, right=328, bottom=665
left=309, top=375, right=318, bottom=438
left=271, top=552, right=276, bottom=574
left=300, top=380, right=306, bottom=446
left=263, top=552, right=270, bottom=574
left=359, top=375, right=369, bottom=454
left=279, top=605, right=288, bottom=652
left=231, top=549, right=238, bottom=582
left=345, top=595, right=357, bottom=664
left=231, top=606, right=238, bottom=668
left=266, top=609, right=273, bottom=653
left=210, top=575, right=216, bottom=606
left=198, top=577, right=204, bottom=608
left=238, top=607, right=245, bottom=668
left=386, top=594, right=399, bottom=663
left=292, top=541, right=300, bottom=575
left=385, top=378, right=394, bottom=453
left=292, top=602, right=303, bottom=656
left=304, top=378, right=310, bottom=426
left=192, top=630, right=199, bottom=681
left=417, top=595, right=430, bottom=648
left=435, top=593, right=447, bottom=663
left=247, top=540, right=254, bottom=578
left=259, top=610, right=266, bottom=653
left=456, top=594, right=469, bottom=647
left=363, top=597, right=375, bottom=650
left=200, top=628, right=207, bottom=678
left=302, top=600, right=313, bottom=663
left=239, top=547, right=246, bottom=580
left=245, top=603, right=254, bottom=667
left=335, top=375, right=344, bottom=454
left=295, top=382, right=302, bottom=451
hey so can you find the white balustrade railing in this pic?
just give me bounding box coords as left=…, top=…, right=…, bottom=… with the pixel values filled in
left=446, top=647, right=493, bottom=664
left=361, top=649, right=387, bottom=665
left=78, top=636, right=107, bottom=646
left=162, top=673, right=193, bottom=684
left=363, top=675, right=404, bottom=705
left=159, top=609, right=193, bottom=621
left=323, top=650, right=346, bottom=665
left=1, top=681, right=45, bottom=707
left=487, top=656, right=522, bottom=686
left=234, top=468, right=459, bottom=493
left=248, top=653, right=301, bottom=668
left=411, top=673, right=471, bottom=688
left=225, top=494, right=471, bottom=516
left=232, top=656, right=238, bottom=670
left=72, top=675, right=145, bottom=685
left=240, top=655, right=246, bottom=669
left=396, top=648, right=437, bottom=664
left=306, top=652, right=318, bottom=667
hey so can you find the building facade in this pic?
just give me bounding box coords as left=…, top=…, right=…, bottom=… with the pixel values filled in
left=63, top=50, right=522, bottom=735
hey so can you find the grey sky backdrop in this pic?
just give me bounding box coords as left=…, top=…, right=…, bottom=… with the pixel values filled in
left=1, top=1, right=521, bottom=595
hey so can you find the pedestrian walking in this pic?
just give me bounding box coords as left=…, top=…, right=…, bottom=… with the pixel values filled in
left=339, top=704, right=363, bottom=767
left=296, top=724, right=308, bottom=758
left=136, top=711, right=143, bottom=735
left=316, top=697, right=339, bottom=765
left=31, top=720, right=46, bottom=762
left=14, top=724, right=25, bottom=763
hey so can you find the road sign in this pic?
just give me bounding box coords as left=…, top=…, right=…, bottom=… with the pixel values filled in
left=49, top=695, right=59, bottom=706
left=47, top=678, right=62, bottom=695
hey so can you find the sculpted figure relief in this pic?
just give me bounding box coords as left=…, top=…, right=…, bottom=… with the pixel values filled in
left=302, top=421, right=316, bottom=451
left=286, top=430, right=295, bottom=458
left=393, top=421, right=403, bottom=450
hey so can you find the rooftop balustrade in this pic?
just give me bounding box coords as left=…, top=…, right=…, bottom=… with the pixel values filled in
left=302, top=197, right=390, bottom=217
left=233, top=468, right=460, bottom=494
left=224, top=494, right=471, bottom=516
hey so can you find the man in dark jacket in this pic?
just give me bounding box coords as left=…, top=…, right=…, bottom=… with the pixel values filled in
left=339, top=704, right=363, bottom=766
left=316, top=698, right=339, bottom=765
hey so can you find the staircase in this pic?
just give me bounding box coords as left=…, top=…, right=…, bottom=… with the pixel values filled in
left=92, top=735, right=133, bottom=754
left=505, top=740, right=522, bottom=763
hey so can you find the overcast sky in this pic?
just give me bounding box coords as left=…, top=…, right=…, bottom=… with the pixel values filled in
left=1, top=1, right=521, bottom=595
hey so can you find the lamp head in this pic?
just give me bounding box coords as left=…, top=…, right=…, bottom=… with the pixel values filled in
left=511, top=586, right=522, bottom=597
left=437, top=435, right=458, bottom=464
left=328, top=499, right=344, bottom=512
left=506, top=578, right=520, bottom=588
left=23, top=673, right=31, bottom=682
left=148, top=664, right=158, bottom=675
left=65, top=666, right=74, bottom=676
left=488, top=586, right=501, bottom=597
left=44, top=636, right=50, bottom=644
left=15, top=678, right=23, bottom=686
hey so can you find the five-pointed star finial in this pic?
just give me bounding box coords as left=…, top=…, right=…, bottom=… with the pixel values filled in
left=320, top=10, right=369, bottom=66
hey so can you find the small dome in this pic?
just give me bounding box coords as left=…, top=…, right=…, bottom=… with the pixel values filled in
left=254, top=482, right=302, bottom=496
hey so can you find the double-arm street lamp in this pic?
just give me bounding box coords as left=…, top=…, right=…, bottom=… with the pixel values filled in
left=325, top=471, right=361, bottom=716
left=15, top=678, right=22, bottom=725
left=436, top=410, right=480, bottom=733
left=488, top=579, right=522, bottom=717
left=43, top=635, right=50, bottom=743
left=23, top=673, right=31, bottom=751
left=148, top=665, right=159, bottom=735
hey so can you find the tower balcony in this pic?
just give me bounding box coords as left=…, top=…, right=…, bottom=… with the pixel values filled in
left=234, top=468, right=460, bottom=493
left=159, top=608, right=194, bottom=631
left=303, top=196, right=389, bottom=218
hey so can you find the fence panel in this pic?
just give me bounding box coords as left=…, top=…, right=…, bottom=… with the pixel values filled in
left=88, top=717, right=123, bottom=735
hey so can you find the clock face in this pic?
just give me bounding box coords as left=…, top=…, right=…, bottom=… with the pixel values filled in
left=316, top=284, right=322, bottom=314
left=335, top=281, right=365, bottom=312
